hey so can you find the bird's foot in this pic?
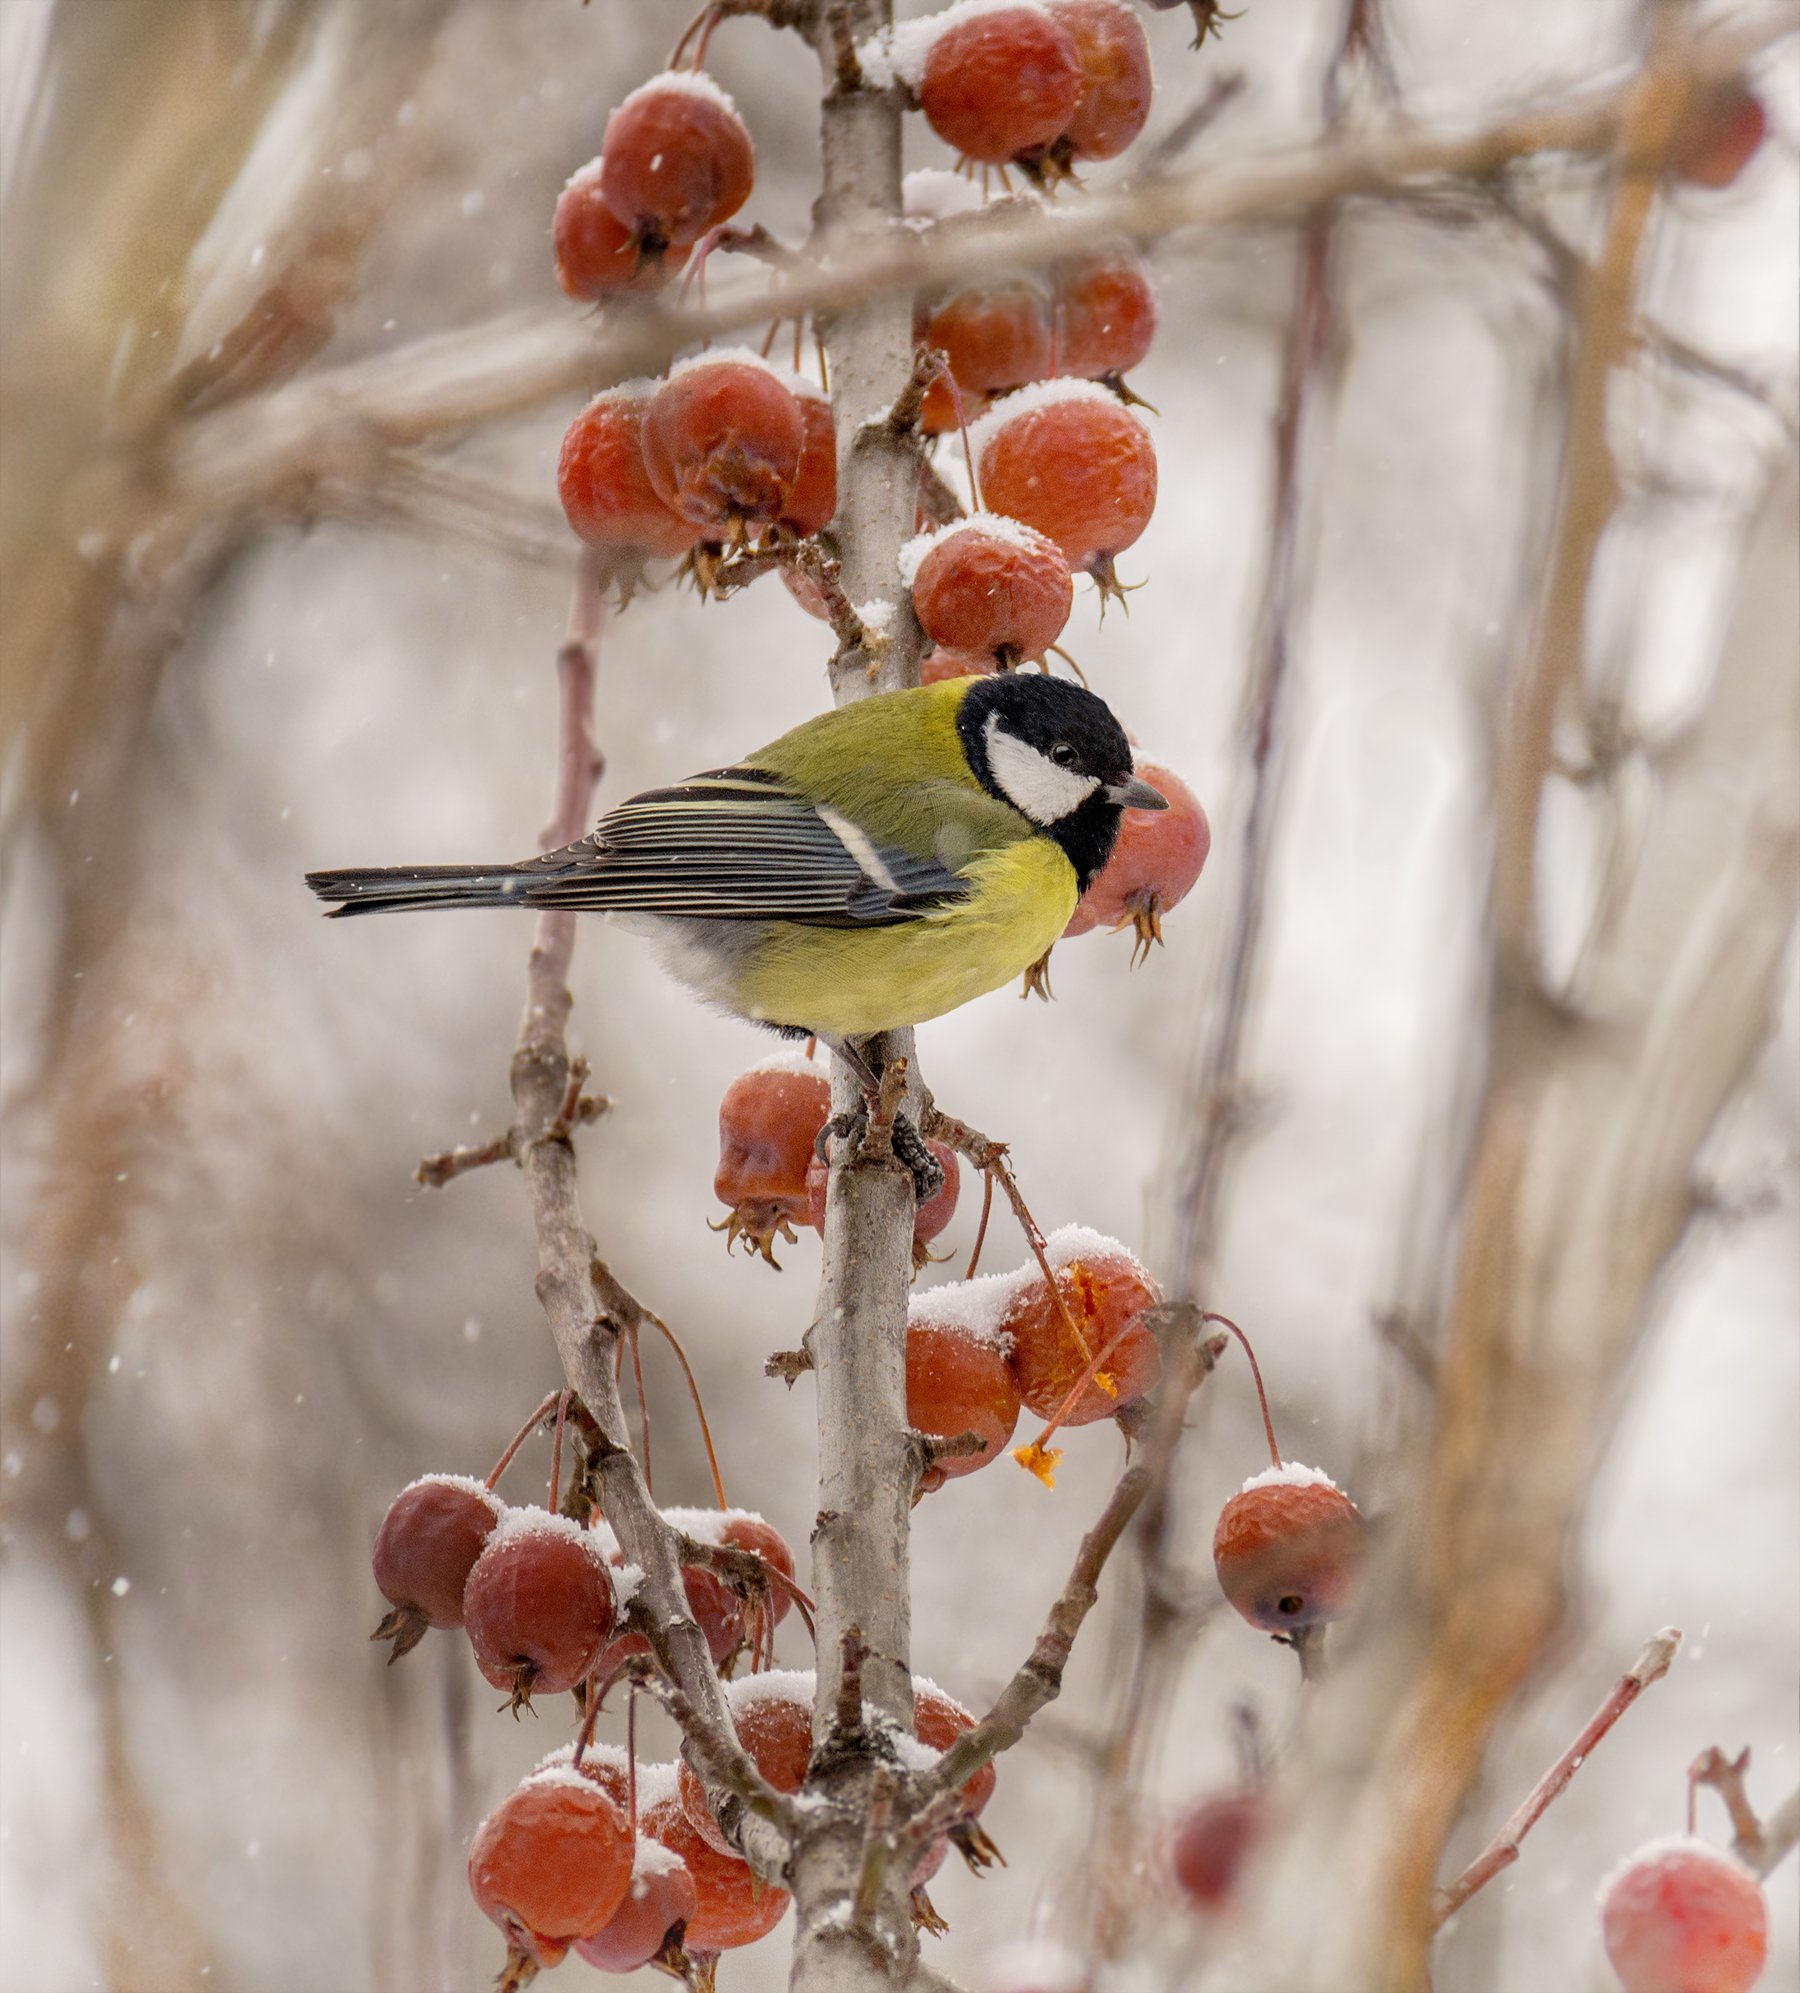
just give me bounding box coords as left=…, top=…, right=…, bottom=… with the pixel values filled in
left=891, top=1111, right=945, bottom=1203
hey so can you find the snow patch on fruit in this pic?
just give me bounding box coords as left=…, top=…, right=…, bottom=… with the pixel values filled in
left=1040, top=1222, right=1142, bottom=1272
left=615, top=69, right=741, bottom=118
left=664, top=345, right=794, bottom=387
left=612, top=1562, right=644, bottom=1613
left=489, top=1504, right=611, bottom=1560
left=524, top=1762, right=619, bottom=1797
left=561, top=154, right=604, bottom=192
left=966, top=375, right=1137, bottom=457
left=395, top=1471, right=506, bottom=1517
left=579, top=377, right=664, bottom=411
left=724, top=1665, right=814, bottom=1713
left=903, top=167, right=988, bottom=225
left=913, top=1675, right=973, bottom=1721
left=1596, top=1835, right=1758, bottom=1902
left=631, top=1835, right=688, bottom=1879
left=658, top=1504, right=775, bottom=1543
left=909, top=1268, right=1025, bottom=1346
left=740, top=1047, right=826, bottom=1079
left=1237, top=1462, right=1342, bottom=1496
left=536, top=1741, right=630, bottom=1780
left=861, top=0, right=1058, bottom=92
left=898, top=511, right=1060, bottom=586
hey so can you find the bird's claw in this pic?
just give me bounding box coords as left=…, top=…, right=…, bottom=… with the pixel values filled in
left=814, top=1105, right=942, bottom=1204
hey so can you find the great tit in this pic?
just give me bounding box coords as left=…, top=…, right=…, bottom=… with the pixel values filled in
left=306, top=674, right=1165, bottom=1078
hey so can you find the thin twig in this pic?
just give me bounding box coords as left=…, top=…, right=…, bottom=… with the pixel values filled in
left=1688, top=1748, right=1800, bottom=1879
left=1433, top=1627, right=1682, bottom=1923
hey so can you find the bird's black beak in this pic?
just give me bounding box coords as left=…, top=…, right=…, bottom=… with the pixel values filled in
left=1104, top=773, right=1168, bottom=810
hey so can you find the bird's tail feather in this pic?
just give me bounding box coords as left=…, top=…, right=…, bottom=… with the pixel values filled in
left=305, top=864, right=536, bottom=918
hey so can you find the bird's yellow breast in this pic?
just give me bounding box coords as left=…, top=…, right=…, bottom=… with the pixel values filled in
left=732, top=837, right=1078, bottom=1039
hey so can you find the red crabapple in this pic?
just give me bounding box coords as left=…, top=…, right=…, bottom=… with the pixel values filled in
left=905, top=1294, right=1023, bottom=1491
left=1053, top=241, right=1159, bottom=382
left=903, top=514, right=1073, bottom=667
left=779, top=385, right=838, bottom=538
left=558, top=385, right=699, bottom=559
left=713, top=1057, right=832, bottom=1264
left=678, top=1669, right=815, bottom=1853
left=462, top=1508, right=617, bottom=1709
left=553, top=159, right=691, bottom=300
left=913, top=5, right=1084, bottom=166
left=1670, top=80, right=1767, bottom=190
left=644, top=352, right=806, bottom=538
left=467, top=1770, right=634, bottom=1967
left=1064, top=757, right=1209, bottom=955
left=599, top=72, right=755, bottom=253
left=1045, top=0, right=1153, bottom=165
left=574, top=1835, right=700, bottom=1974
left=1600, top=1838, right=1768, bottom=1993
left=1212, top=1466, right=1366, bottom=1634
left=808, top=1138, right=959, bottom=1259
left=665, top=1506, right=798, bottom=1665
left=1171, top=1789, right=1271, bottom=1912
left=641, top=1793, right=792, bottom=1951
left=922, top=280, right=1057, bottom=398
left=1003, top=1226, right=1162, bottom=1426
left=921, top=644, right=1002, bottom=686
left=971, top=380, right=1157, bottom=589
left=370, top=1473, right=504, bottom=1661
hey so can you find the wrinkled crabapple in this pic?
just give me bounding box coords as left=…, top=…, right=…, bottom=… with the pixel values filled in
left=1064, top=756, right=1209, bottom=955
left=467, top=1769, right=635, bottom=1967
left=1600, top=1838, right=1768, bottom=1993
left=905, top=1289, right=1023, bottom=1491
left=599, top=72, right=755, bottom=253
left=644, top=351, right=806, bottom=537
left=713, top=1056, right=832, bottom=1263
left=641, top=1793, right=792, bottom=1951
left=678, top=1668, right=815, bottom=1853
left=558, top=384, right=700, bottom=559
left=912, top=4, right=1084, bottom=166
left=970, top=380, right=1157, bottom=589
left=922, top=279, right=1056, bottom=398
left=1003, top=1225, right=1163, bottom=1426
left=553, top=159, right=691, bottom=300
left=1043, top=0, right=1153, bottom=166
left=902, top=514, right=1073, bottom=668
left=462, top=1508, right=617, bottom=1708
left=1213, top=1463, right=1367, bottom=1635
left=370, top=1473, right=504, bottom=1661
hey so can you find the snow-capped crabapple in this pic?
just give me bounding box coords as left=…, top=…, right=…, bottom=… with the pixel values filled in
left=370, top=1473, right=504, bottom=1661
left=922, top=280, right=1057, bottom=398
left=905, top=1301, right=1023, bottom=1491
left=677, top=1669, right=814, bottom=1853
left=1600, top=1838, right=1768, bottom=1993
left=1053, top=241, right=1159, bottom=382
left=553, top=160, right=691, bottom=300
left=462, top=1509, right=617, bottom=1708
left=640, top=1794, right=792, bottom=1951
left=1064, top=757, right=1209, bottom=955
left=1171, top=1789, right=1270, bottom=1912
left=1669, top=79, right=1767, bottom=190
left=644, top=354, right=806, bottom=536
left=599, top=73, right=755, bottom=253
left=713, top=1060, right=832, bottom=1264
left=467, top=1772, right=635, bottom=1968
left=558, top=386, right=700, bottom=559
left=906, top=515, right=1073, bottom=667
left=916, top=5, right=1084, bottom=166
left=574, top=1836, right=700, bottom=1974
left=1044, top=0, right=1153, bottom=165
left=1212, top=1467, right=1366, bottom=1634
left=1003, top=1228, right=1162, bottom=1426
left=971, top=381, right=1157, bottom=589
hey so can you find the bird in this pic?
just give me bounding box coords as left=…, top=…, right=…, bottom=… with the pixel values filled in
left=307, top=673, right=1165, bottom=1173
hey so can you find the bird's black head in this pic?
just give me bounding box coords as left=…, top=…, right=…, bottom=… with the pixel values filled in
left=955, top=674, right=1165, bottom=891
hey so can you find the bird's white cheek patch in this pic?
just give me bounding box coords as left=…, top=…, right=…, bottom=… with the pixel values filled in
left=984, top=717, right=1101, bottom=825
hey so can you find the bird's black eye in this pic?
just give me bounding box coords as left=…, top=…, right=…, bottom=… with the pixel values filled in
left=1050, top=741, right=1078, bottom=767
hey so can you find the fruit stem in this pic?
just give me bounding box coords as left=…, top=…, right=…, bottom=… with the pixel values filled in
left=1200, top=1312, right=1282, bottom=1468
left=484, top=1390, right=562, bottom=1491
left=1013, top=1309, right=1140, bottom=1481
left=549, top=1388, right=570, bottom=1512
left=641, top=1307, right=729, bottom=1509
left=966, top=1165, right=996, bottom=1277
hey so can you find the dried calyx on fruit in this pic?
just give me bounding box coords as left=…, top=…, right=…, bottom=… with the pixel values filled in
left=553, top=158, right=692, bottom=301
left=1063, top=754, right=1209, bottom=958
left=371, top=1473, right=506, bottom=1661
left=598, top=71, right=754, bottom=259
left=1599, top=1837, right=1768, bottom=1993
left=1207, top=1317, right=1366, bottom=1649
left=901, top=513, right=1074, bottom=670
left=712, top=1052, right=832, bottom=1265
left=462, top=1507, right=622, bottom=1711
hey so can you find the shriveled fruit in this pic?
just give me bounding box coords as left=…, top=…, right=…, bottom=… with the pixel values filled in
left=713, top=1057, right=832, bottom=1264
left=971, top=380, right=1156, bottom=585
left=468, top=1770, right=634, bottom=1967
left=553, top=159, right=690, bottom=300
left=779, top=386, right=838, bottom=537
left=1600, top=1838, right=1768, bottom=1993
left=1171, top=1789, right=1270, bottom=1911
left=678, top=1669, right=815, bottom=1853
left=1670, top=79, right=1767, bottom=190
left=558, top=384, right=699, bottom=558
left=1045, top=0, right=1153, bottom=164
left=1003, top=1225, right=1162, bottom=1425
left=913, top=5, right=1084, bottom=165
left=808, top=1138, right=959, bottom=1254
left=1064, top=757, right=1208, bottom=954
left=599, top=72, right=754, bottom=252
left=574, top=1835, right=699, bottom=1974
left=1054, top=241, right=1159, bottom=381
left=1212, top=1466, right=1366, bottom=1633
left=905, top=1289, right=1022, bottom=1490
left=463, top=1509, right=617, bottom=1708
left=641, top=1794, right=791, bottom=1951
left=371, top=1473, right=504, bottom=1660
left=644, top=352, right=806, bottom=536
left=922, top=280, right=1056, bottom=397
left=903, top=514, right=1073, bottom=667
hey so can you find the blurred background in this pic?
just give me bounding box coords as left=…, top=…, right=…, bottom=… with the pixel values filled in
left=1, top=2, right=1795, bottom=1989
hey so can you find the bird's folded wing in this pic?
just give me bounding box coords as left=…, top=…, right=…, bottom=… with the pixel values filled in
left=510, top=769, right=971, bottom=926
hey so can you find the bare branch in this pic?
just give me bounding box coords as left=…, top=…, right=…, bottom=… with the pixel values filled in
left=1689, top=1748, right=1800, bottom=1879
